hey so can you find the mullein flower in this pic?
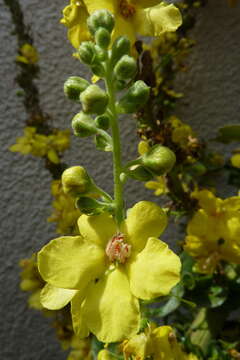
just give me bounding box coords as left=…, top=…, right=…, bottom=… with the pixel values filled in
left=122, top=324, right=198, bottom=360
left=184, top=189, right=240, bottom=274
left=145, top=176, right=168, bottom=196
left=38, top=201, right=181, bottom=343
left=61, top=0, right=182, bottom=49
left=16, top=43, right=39, bottom=64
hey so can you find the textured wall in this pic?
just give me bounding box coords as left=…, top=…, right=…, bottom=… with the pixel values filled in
left=1, top=0, right=240, bottom=359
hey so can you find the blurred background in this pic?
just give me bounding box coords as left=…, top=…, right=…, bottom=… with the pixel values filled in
left=0, top=0, right=240, bottom=359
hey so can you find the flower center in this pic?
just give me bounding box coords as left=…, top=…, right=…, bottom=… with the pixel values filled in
left=106, top=233, right=131, bottom=264
left=119, top=0, right=136, bottom=19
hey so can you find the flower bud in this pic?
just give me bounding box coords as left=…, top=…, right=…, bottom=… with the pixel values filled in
left=111, top=36, right=131, bottom=65
left=114, top=55, right=137, bottom=80
left=79, top=41, right=97, bottom=65
left=118, top=80, right=150, bottom=113
left=95, top=114, right=110, bottom=130
left=64, top=76, right=89, bottom=101
left=80, top=85, right=109, bottom=115
left=62, top=166, right=94, bottom=197
left=72, top=112, right=97, bottom=137
left=90, top=63, right=105, bottom=77
left=95, top=28, right=111, bottom=49
left=141, top=145, right=176, bottom=175
left=87, top=9, right=115, bottom=35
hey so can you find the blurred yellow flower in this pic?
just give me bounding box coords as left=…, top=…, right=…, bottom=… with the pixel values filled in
left=184, top=189, right=240, bottom=273
left=61, top=0, right=182, bottom=49
left=48, top=180, right=81, bottom=235
left=122, top=324, right=198, bottom=360
left=231, top=152, right=240, bottom=168
left=169, top=116, right=196, bottom=149
left=10, top=127, right=70, bottom=164
left=16, top=43, right=39, bottom=65
left=38, top=201, right=181, bottom=343
left=145, top=176, right=168, bottom=196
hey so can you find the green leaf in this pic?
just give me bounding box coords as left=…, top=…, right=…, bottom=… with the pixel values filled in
left=208, top=285, right=228, bottom=308
left=94, top=133, right=113, bottom=152
left=215, top=125, right=240, bottom=143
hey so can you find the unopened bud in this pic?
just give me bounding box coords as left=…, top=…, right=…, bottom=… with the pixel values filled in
left=72, top=112, right=97, bottom=137
left=118, top=80, right=150, bottom=113
left=64, top=76, right=89, bottom=101
left=141, top=145, right=176, bottom=175
left=79, top=41, right=97, bottom=65
left=95, top=28, right=111, bottom=49
left=95, top=114, right=110, bottom=130
left=114, top=55, right=137, bottom=80
left=62, top=166, right=94, bottom=197
left=87, top=9, right=115, bottom=35
left=80, top=85, right=109, bottom=115
left=111, top=36, right=131, bottom=65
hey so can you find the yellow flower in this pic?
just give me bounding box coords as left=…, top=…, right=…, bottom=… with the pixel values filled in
left=184, top=189, right=240, bottom=273
left=38, top=201, right=181, bottom=343
left=48, top=180, right=81, bottom=235
left=169, top=116, right=196, bottom=149
left=16, top=43, right=39, bottom=64
left=145, top=176, right=168, bottom=196
left=122, top=324, right=198, bottom=360
left=61, top=0, right=182, bottom=49
left=231, top=152, right=240, bottom=168
left=10, top=127, right=70, bottom=164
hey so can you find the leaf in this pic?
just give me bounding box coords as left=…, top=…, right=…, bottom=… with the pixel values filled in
left=208, top=285, right=228, bottom=308
left=94, top=134, right=112, bottom=152
left=214, top=125, right=240, bottom=143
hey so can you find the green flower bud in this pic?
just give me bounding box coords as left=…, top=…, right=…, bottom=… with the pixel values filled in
left=95, top=45, right=107, bottom=61
left=79, top=41, right=97, bottom=65
left=87, top=9, right=115, bottom=35
left=114, top=55, right=137, bottom=80
left=118, top=80, right=150, bottom=113
left=141, top=145, right=176, bottom=175
left=62, top=166, right=94, bottom=197
left=111, top=36, right=131, bottom=65
left=72, top=112, right=97, bottom=137
left=64, top=76, right=89, bottom=101
left=90, top=63, right=105, bottom=77
left=80, top=85, right=109, bottom=115
left=94, top=133, right=113, bottom=152
left=95, top=114, right=110, bottom=130
left=95, top=28, right=111, bottom=49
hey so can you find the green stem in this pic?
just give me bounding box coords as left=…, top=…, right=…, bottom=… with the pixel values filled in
left=105, top=60, right=124, bottom=227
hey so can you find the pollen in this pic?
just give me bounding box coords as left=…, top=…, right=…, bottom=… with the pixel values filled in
left=106, top=233, right=131, bottom=264
left=119, top=0, right=136, bottom=18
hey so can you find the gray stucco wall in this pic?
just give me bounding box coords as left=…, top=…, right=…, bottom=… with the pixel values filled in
left=1, top=0, right=240, bottom=359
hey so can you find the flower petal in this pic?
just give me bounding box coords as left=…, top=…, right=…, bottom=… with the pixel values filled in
left=83, top=0, right=117, bottom=14
left=133, top=3, right=182, bottom=37
left=40, top=283, right=78, bottom=310
left=71, top=291, right=89, bottom=338
left=133, top=0, right=162, bottom=8
left=112, top=16, right=136, bottom=45
left=125, top=201, right=167, bottom=252
left=78, top=213, right=117, bottom=248
left=128, top=237, right=181, bottom=300
left=38, top=236, right=106, bottom=289
left=82, top=268, right=140, bottom=342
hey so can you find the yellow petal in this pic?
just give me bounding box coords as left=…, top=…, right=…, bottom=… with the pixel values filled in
left=231, top=153, right=240, bottom=168
left=192, top=190, right=222, bottom=215
left=133, top=0, right=162, bottom=8
left=82, top=268, right=140, bottom=343
left=151, top=326, right=186, bottom=360
left=187, top=209, right=221, bottom=242
left=83, top=0, right=117, bottom=14
left=40, top=283, right=78, bottom=310
left=68, top=24, right=91, bottom=49
left=133, top=3, right=182, bottom=37
left=71, top=291, right=89, bottom=338
left=128, top=237, right=181, bottom=300
left=38, top=236, right=106, bottom=289
left=78, top=213, right=117, bottom=248
left=125, top=201, right=167, bottom=252
left=112, top=16, right=136, bottom=46
left=222, top=196, right=240, bottom=211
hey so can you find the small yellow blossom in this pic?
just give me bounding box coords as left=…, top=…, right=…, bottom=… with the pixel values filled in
left=10, top=127, right=70, bottom=164
left=184, top=189, right=240, bottom=274
left=61, top=0, right=182, bottom=49
left=231, top=152, right=240, bottom=169
left=38, top=201, right=181, bottom=343
left=16, top=43, right=39, bottom=64
left=138, top=140, right=150, bottom=155
left=169, top=116, right=196, bottom=149
left=122, top=324, right=198, bottom=360
left=48, top=180, right=81, bottom=235
left=145, top=176, right=168, bottom=196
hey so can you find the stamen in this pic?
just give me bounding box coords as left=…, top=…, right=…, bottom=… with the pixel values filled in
left=106, top=233, right=131, bottom=264
left=119, top=0, right=136, bottom=18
